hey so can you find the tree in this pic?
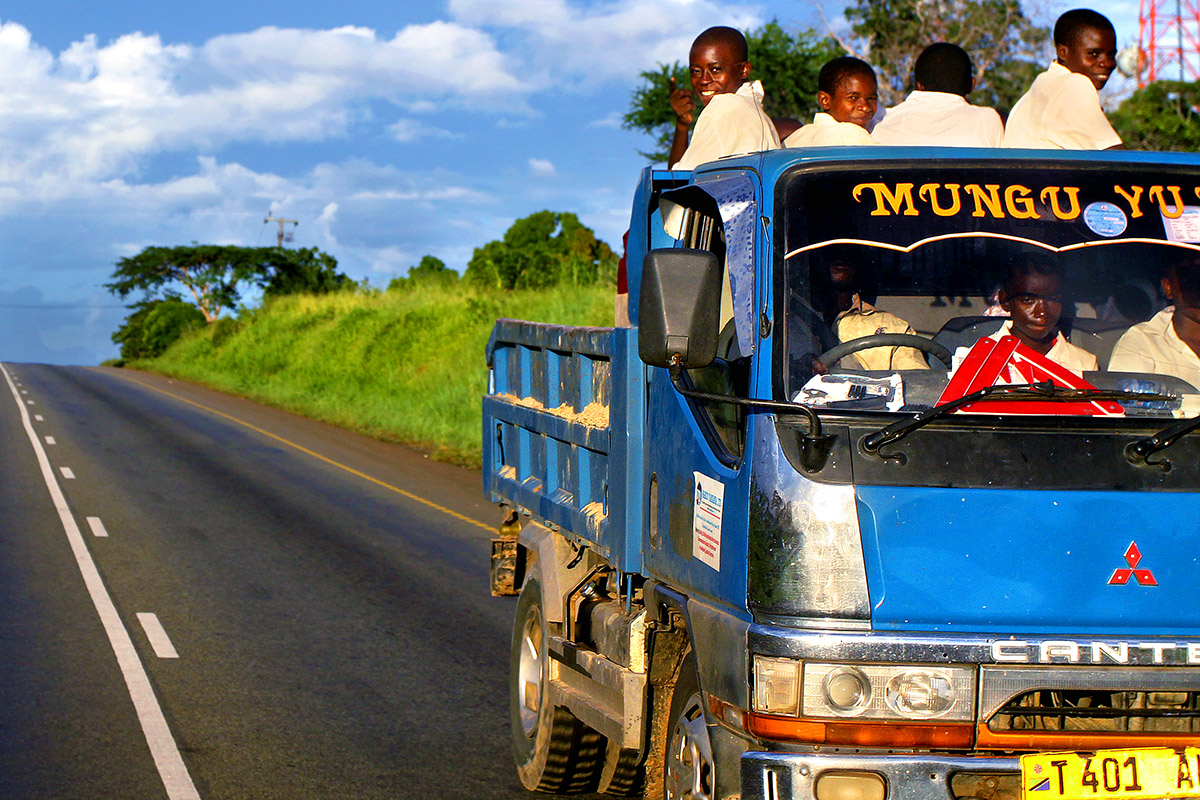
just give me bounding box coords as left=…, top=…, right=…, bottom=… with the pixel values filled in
left=623, top=22, right=843, bottom=161
left=107, top=244, right=351, bottom=321
left=111, top=296, right=206, bottom=361
left=1111, top=80, right=1200, bottom=151
left=835, top=0, right=1049, bottom=112
left=107, top=244, right=264, bottom=322
left=388, top=255, right=459, bottom=291
left=463, top=211, right=616, bottom=290
left=259, top=247, right=353, bottom=297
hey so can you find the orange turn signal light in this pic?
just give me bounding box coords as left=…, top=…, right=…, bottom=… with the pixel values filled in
left=746, top=713, right=975, bottom=749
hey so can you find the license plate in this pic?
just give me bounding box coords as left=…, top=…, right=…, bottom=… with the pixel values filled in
left=1022, top=747, right=1200, bottom=800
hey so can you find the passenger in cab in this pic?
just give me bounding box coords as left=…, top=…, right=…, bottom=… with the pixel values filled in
left=784, top=57, right=877, bottom=147
left=871, top=43, right=1003, bottom=147
left=1109, top=260, right=1200, bottom=389
left=958, top=261, right=1098, bottom=374
left=1002, top=9, right=1123, bottom=150
left=820, top=253, right=928, bottom=371
left=668, top=27, right=781, bottom=170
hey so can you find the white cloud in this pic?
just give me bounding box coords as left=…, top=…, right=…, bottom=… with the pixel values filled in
left=590, top=111, right=625, bottom=128
left=448, top=0, right=765, bottom=83
left=389, top=118, right=460, bottom=142
left=0, top=20, right=529, bottom=184
left=528, top=157, right=556, bottom=176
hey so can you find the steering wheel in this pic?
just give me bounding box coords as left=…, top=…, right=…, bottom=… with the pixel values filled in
left=818, top=333, right=953, bottom=369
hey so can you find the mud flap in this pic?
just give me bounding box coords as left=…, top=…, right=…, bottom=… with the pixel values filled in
left=490, top=511, right=524, bottom=596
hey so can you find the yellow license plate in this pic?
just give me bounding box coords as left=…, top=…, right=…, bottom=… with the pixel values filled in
left=1022, top=747, right=1200, bottom=800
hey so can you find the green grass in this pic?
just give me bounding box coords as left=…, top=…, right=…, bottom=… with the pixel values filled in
left=136, top=283, right=615, bottom=468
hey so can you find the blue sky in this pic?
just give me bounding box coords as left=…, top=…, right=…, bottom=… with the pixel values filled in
left=0, top=0, right=1139, bottom=364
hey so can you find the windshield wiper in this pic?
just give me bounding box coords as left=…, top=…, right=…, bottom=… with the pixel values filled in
left=1124, top=414, right=1200, bottom=471
left=860, top=381, right=1176, bottom=462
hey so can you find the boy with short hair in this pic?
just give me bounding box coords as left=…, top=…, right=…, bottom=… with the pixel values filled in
left=784, top=56, right=878, bottom=147
left=871, top=42, right=1003, bottom=147
left=669, top=26, right=781, bottom=169
left=959, top=261, right=1098, bottom=375
left=1002, top=9, right=1123, bottom=150
left=1109, top=258, right=1200, bottom=388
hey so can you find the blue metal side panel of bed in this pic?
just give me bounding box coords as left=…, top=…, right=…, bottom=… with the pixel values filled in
left=483, top=319, right=644, bottom=575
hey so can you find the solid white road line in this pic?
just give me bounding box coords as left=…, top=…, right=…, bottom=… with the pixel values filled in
left=0, top=363, right=201, bottom=800
left=45, top=436, right=55, bottom=445
left=34, top=414, right=43, bottom=421
left=60, top=467, right=75, bottom=480
left=137, top=614, right=179, bottom=659
left=86, top=517, right=109, bottom=538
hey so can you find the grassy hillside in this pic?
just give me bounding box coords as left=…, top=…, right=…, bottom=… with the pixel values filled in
left=138, top=283, right=614, bottom=467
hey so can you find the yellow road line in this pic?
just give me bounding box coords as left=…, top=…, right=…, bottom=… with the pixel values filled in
left=116, top=373, right=495, bottom=533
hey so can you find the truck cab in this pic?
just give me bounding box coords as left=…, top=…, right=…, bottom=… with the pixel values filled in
left=486, top=147, right=1200, bottom=800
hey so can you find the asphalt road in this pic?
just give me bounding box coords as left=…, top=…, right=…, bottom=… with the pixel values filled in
left=0, top=363, right=575, bottom=800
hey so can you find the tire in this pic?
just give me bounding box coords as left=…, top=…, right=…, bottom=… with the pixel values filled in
left=510, top=575, right=603, bottom=793
left=663, top=654, right=715, bottom=800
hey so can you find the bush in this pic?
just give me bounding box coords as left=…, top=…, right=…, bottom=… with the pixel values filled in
left=113, top=298, right=206, bottom=360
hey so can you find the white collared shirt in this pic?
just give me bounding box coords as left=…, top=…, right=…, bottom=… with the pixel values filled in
left=1002, top=61, right=1122, bottom=150
left=673, top=80, right=781, bottom=169
left=871, top=90, right=1003, bottom=147
left=988, top=320, right=1098, bottom=374
left=952, top=319, right=1099, bottom=377
left=1109, top=307, right=1200, bottom=390
left=783, top=112, right=875, bottom=147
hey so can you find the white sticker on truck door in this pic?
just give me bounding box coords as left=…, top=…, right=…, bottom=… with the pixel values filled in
left=692, top=472, right=724, bottom=571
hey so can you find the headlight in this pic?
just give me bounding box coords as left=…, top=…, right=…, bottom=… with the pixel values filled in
left=802, top=662, right=976, bottom=722
left=753, top=656, right=801, bottom=715
left=821, top=667, right=871, bottom=716
left=886, top=670, right=957, bottom=718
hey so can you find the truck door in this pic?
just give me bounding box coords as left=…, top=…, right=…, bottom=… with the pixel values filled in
left=642, top=170, right=764, bottom=610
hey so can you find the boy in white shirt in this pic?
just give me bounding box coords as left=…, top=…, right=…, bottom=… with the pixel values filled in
left=957, top=261, right=1098, bottom=375
left=872, top=42, right=1003, bottom=147
left=1110, top=260, right=1200, bottom=389
left=784, top=57, right=877, bottom=147
left=668, top=27, right=781, bottom=169
left=1003, top=9, right=1123, bottom=150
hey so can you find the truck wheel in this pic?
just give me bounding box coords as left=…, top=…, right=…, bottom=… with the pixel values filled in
left=664, top=654, right=714, bottom=800
left=510, top=575, right=603, bottom=793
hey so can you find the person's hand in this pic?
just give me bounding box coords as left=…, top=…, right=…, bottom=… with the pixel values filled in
left=669, top=76, right=695, bottom=127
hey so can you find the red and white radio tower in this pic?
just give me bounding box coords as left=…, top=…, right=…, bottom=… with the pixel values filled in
left=1136, top=0, right=1200, bottom=86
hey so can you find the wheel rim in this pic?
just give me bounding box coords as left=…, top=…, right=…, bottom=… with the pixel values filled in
left=517, top=604, right=544, bottom=738
left=666, top=691, right=714, bottom=800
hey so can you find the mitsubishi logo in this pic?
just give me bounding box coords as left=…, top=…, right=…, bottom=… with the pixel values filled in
left=1108, top=541, right=1158, bottom=586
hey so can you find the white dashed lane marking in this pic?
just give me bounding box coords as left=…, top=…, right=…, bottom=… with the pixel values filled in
left=137, top=614, right=179, bottom=659
left=59, top=467, right=74, bottom=479
left=34, top=414, right=43, bottom=421
left=0, top=363, right=200, bottom=800
left=44, top=436, right=55, bottom=445
left=86, top=517, right=109, bottom=538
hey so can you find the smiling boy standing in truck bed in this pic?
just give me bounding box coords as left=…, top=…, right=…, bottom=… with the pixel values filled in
left=1003, top=8, right=1123, bottom=150
left=668, top=26, right=781, bottom=169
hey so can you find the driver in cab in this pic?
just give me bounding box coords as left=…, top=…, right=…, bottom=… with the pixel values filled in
left=819, top=253, right=929, bottom=371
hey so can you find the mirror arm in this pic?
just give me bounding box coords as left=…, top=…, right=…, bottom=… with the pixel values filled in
left=667, top=359, right=837, bottom=473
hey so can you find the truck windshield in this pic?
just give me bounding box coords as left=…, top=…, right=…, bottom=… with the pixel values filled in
left=781, top=161, right=1200, bottom=419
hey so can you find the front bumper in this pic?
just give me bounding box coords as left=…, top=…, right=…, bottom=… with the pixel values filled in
left=741, top=751, right=1019, bottom=800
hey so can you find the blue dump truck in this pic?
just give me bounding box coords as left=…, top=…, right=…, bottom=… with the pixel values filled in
left=484, top=148, right=1200, bottom=800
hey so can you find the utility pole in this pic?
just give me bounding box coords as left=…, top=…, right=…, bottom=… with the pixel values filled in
left=264, top=215, right=298, bottom=248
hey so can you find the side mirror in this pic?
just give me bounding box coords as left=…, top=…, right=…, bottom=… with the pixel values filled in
left=638, top=248, right=721, bottom=369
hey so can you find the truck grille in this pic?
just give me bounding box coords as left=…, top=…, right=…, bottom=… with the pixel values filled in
left=990, top=690, right=1200, bottom=732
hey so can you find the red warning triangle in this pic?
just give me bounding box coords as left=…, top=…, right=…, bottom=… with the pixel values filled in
left=936, top=336, right=1123, bottom=416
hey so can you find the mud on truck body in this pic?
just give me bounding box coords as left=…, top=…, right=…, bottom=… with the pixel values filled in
left=484, top=147, right=1200, bottom=800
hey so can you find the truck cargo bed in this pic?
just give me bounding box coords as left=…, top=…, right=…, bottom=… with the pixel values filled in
left=483, top=319, right=644, bottom=573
